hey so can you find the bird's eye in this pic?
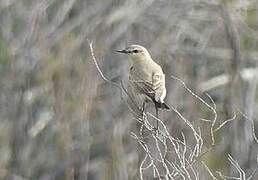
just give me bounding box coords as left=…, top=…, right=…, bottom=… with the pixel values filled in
left=133, top=50, right=139, bottom=53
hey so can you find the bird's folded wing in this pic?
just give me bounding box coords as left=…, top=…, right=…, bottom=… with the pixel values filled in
left=152, top=73, right=165, bottom=102
left=129, top=74, right=155, bottom=99
left=129, top=67, right=166, bottom=102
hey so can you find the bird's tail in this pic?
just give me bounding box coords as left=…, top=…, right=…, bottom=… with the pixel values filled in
left=155, top=101, right=170, bottom=110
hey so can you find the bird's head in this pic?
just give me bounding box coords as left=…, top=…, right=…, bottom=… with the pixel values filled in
left=116, top=44, right=151, bottom=63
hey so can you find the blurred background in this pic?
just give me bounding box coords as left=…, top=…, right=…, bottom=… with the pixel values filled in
left=0, top=0, right=258, bottom=179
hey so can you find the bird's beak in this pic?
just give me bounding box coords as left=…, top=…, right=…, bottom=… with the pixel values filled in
left=115, top=49, right=128, bottom=54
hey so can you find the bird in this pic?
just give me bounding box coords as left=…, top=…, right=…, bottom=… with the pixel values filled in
left=116, top=44, right=170, bottom=129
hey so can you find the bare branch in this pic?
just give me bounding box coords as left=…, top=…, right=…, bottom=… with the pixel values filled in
left=202, top=161, right=217, bottom=180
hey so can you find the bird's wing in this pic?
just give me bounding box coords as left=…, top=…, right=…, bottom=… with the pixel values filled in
left=152, top=72, right=166, bottom=102
left=129, top=68, right=155, bottom=99
left=129, top=67, right=167, bottom=105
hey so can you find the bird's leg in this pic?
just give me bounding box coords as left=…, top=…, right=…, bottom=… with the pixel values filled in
left=142, top=102, right=146, bottom=113
left=153, top=104, right=159, bottom=132
left=140, top=102, right=146, bottom=136
left=141, top=102, right=146, bottom=119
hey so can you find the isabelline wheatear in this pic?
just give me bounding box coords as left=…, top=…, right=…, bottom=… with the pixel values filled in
left=116, top=45, right=170, bottom=128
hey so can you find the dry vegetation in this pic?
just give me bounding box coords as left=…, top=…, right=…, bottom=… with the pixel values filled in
left=0, top=0, right=258, bottom=179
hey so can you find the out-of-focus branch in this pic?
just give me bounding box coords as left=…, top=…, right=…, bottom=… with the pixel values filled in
left=199, top=68, right=258, bottom=92
left=0, top=169, right=27, bottom=180
left=221, top=4, right=242, bottom=76
left=176, top=46, right=258, bottom=62
left=46, top=0, right=76, bottom=36
left=238, top=110, right=258, bottom=144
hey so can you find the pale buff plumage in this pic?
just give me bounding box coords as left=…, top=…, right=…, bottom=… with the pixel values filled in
left=116, top=45, right=170, bottom=111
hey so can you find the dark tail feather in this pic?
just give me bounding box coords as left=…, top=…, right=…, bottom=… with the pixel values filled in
left=161, top=102, right=170, bottom=110
left=154, top=101, right=170, bottom=110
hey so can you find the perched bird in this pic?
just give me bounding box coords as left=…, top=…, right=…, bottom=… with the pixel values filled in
left=116, top=45, right=170, bottom=128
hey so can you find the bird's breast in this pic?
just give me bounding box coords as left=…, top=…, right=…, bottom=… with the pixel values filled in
left=131, top=64, right=153, bottom=79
